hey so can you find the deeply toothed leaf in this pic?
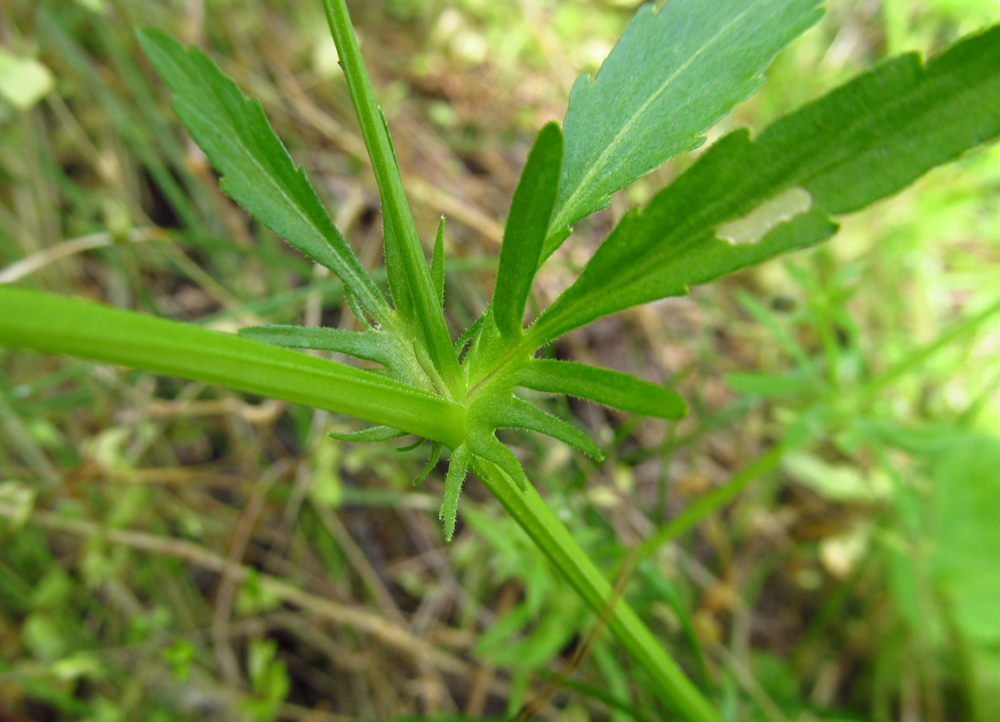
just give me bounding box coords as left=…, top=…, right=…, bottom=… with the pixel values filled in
left=515, top=360, right=687, bottom=420
left=530, top=26, right=1000, bottom=345
left=137, top=29, right=387, bottom=322
left=544, top=0, right=824, bottom=260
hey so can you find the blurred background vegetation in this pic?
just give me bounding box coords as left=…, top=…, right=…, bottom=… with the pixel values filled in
left=1, top=0, right=1000, bottom=720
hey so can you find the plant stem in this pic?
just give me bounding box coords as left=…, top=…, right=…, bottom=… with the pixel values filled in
left=321, top=0, right=462, bottom=395
left=472, top=459, right=724, bottom=722
left=0, top=287, right=466, bottom=447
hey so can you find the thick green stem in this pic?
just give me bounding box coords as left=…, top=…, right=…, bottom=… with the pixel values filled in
left=0, top=287, right=466, bottom=447
left=321, top=0, right=462, bottom=395
left=472, top=459, right=723, bottom=722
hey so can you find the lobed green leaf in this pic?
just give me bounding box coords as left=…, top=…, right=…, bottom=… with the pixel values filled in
left=493, top=122, right=563, bottom=340
left=136, top=29, right=387, bottom=322
left=515, top=360, right=687, bottom=420
left=545, top=0, right=824, bottom=259
left=530, top=25, right=1000, bottom=345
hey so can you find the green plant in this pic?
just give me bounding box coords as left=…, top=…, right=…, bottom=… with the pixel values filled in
left=721, top=247, right=1000, bottom=718
left=1, top=0, right=999, bottom=719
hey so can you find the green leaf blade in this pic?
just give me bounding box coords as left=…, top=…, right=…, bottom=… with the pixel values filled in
left=432, top=215, right=446, bottom=308
left=546, top=0, right=824, bottom=258
left=238, top=325, right=393, bottom=365
left=0, top=287, right=466, bottom=447
left=136, top=29, right=387, bottom=322
left=766, top=23, right=1000, bottom=215
left=515, top=360, right=687, bottom=420
left=469, top=431, right=528, bottom=491
left=495, top=397, right=603, bottom=461
left=440, top=443, right=470, bottom=541
left=493, top=122, right=563, bottom=340
left=531, top=24, right=1000, bottom=345
left=328, top=426, right=406, bottom=442
left=414, top=441, right=442, bottom=485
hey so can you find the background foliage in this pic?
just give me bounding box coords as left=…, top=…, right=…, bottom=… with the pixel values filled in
left=1, top=0, right=999, bottom=720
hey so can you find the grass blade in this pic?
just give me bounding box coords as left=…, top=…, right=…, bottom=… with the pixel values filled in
left=40, top=13, right=208, bottom=235
left=0, top=287, right=466, bottom=447
left=493, top=122, right=562, bottom=339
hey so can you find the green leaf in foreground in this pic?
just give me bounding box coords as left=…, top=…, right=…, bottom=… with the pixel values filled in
left=493, top=397, right=603, bottom=460
left=238, top=325, right=394, bottom=365
left=432, top=216, right=446, bottom=308
left=440, top=443, right=470, bottom=541
left=530, top=24, right=1000, bottom=345
left=136, top=29, right=388, bottom=323
left=492, top=122, right=563, bottom=340
left=0, top=287, right=465, bottom=447
left=514, top=360, right=687, bottom=420
left=545, top=0, right=824, bottom=259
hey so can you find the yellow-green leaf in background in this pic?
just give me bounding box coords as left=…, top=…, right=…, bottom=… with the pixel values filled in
left=0, top=50, right=54, bottom=110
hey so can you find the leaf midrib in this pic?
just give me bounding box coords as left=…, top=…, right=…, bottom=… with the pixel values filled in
left=178, top=93, right=387, bottom=321
left=536, top=46, right=994, bottom=343
left=552, top=2, right=758, bottom=232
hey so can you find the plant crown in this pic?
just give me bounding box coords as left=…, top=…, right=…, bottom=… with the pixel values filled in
left=6, top=0, right=996, bottom=540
